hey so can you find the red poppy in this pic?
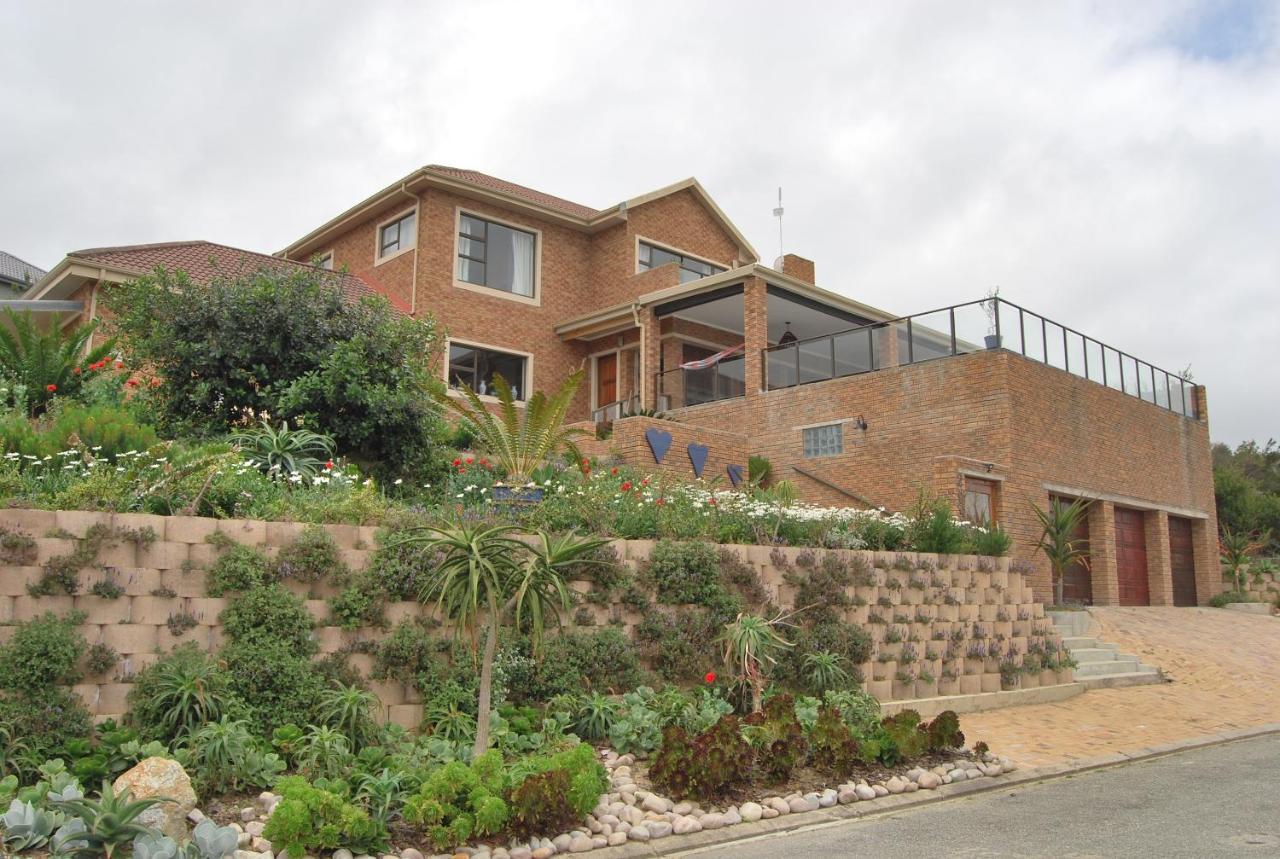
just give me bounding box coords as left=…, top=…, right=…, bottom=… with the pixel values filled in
left=73, top=367, right=82, bottom=375
left=458, top=467, right=467, bottom=475
left=704, top=672, right=717, bottom=684
left=610, top=467, right=618, bottom=475
left=45, top=384, right=57, bottom=393
left=151, top=378, right=162, bottom=387
left=709, top=498, right=717, bottom=506
left=581, top=458, right=590, bottom=467
left=641, top=478, right=649, bottom=486
left=115, top=361, right=124, bottom=369
left=655, top=498, right=665, bottom=506
left=324, top=460, right=334, bottom=470
left=465, top=456, right=474, bottom=465
left=125, top=378, right=138, bottom=387
left=620, top=481, right=632, bottom=492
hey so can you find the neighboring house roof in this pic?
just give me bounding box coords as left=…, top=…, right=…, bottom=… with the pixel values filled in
left=26, top=240, right=387, bottom=307
left=278, top=165, right=760, bottom=265
left=0, top=250, right=47, bottom=285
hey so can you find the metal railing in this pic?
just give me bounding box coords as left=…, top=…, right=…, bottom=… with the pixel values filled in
left=655, top=351, right=747, bottom=409
left=764, top=297, right=1198, bottom=419
left=591, top=395, right=642, bottom=423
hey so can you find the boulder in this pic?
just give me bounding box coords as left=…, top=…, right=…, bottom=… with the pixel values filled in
left=113, top=757, right=197, bottom=840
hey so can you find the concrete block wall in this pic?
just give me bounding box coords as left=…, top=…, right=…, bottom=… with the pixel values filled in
left=0, top=509, right=1065, bottom=726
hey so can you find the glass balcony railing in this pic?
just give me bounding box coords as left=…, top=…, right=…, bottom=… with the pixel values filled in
left=655, top=352, right=747, bottom=410
left=763, top=298, right=1198, bottom=419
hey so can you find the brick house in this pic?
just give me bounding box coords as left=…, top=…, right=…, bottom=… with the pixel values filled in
left=20, top=165, right=1218, bottom=607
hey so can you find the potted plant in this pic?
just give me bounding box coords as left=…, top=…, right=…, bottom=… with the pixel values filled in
left=983, top=287, right=1002, bottom=349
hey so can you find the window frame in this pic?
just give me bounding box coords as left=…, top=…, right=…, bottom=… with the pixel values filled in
left=635, top=236, right=727, bottom=284
left=444, top=338, right=533, bottom=406
left=312, top=250, right=334, bottom=271
left=802, top=422, right=844, bottom=458
left=452, top=207, right=542, bottom=306
left=961, top=475, right=1000, bottom=526
left=374, top=206, right=418, bottom=265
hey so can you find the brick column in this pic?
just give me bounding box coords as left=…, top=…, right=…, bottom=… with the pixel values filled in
left=1191, top=517, right=1221, bottom=606
left=1145, top=510, right=1174, bottom=606
left=742, top=276, right=768, bottom=395
left=1089, top=501, right=1119, bottom=606
left=640, top=307, right=662, bottom=411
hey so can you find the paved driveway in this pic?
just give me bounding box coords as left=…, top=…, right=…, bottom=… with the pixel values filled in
left=961, top=607, right=1280, bottom=768
left=681, top=732, right=1280, bottom=858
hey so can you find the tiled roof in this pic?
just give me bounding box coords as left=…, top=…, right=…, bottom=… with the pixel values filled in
left=68, top=240, right=382, bottom=305
left=425, top=165, right=599, bottom=218
left=0, top=250, right=47, bottom=285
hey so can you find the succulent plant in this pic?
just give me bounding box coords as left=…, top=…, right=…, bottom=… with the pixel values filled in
left=133, top=832, right=182, bottom=859
left=2, top=799, right=64, bottom=850
left=190, top=818, right=239, bottom=859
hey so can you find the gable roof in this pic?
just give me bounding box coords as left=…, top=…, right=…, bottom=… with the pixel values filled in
left=58, top=240, right=382, bottom=304
left=0, top=250, right=46, bottom=285
left=278, top=166, right=759, bottom=264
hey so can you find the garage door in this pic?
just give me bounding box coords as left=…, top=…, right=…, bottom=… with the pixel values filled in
left=1054, top=495, right=1092, bottom=605
left=1169, top=516, right=1197, bottom=607
left=1115, top=507, right=1150, bottom=606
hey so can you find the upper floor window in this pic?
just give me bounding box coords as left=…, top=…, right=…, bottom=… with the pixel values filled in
left=314, top=251, right=334, bottom=270
left=378, top=210, right=416, bottom=261
left=802, top=423, right=843, bottom=458
left=448, top=342, right=527, bottom=401
left=638, top=241, right=725, bottom=284
left=457, top=214, right=536, bottom=298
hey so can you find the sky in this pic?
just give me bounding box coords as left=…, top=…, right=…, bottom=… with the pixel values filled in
left=1, top=0, right=1277, bottom=445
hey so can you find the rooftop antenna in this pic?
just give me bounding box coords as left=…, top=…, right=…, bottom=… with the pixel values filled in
left=772, top=187, right=785, bottom=263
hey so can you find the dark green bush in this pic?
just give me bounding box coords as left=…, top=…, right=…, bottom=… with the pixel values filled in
left=649, top=714, right=753, bottom=801
left=507, top=628, right=644, bottom=702
left=275, top=526, right=347, bottom=583
left=220, top=585, right=316, bottom=654
left=647, top=540, right=721, bottom=605
left=0, top=611, right=86, bottom=691
left=968, top=524, right=1012, bottom=556
left=808, top=705, right=861, bottom=777
left=743, top=694, right=807, bottom=783
left=328, top=571, right=387, bottom=630
left=222, top=639, right=326, bottom=736
left=0, top=686, right=93, bottom=761
left=907, top=494, right=969, bottom=554
left=371, top=619, right=439, bottom=692
left=126, top=643, right=245, bottom=744
left=1208, top=590, right=1254, bottom=607
left=634, top=608, right=721, bottom=682
left=366, top=524, right=439, bottom=600
left=207, top=541, right=275, bottom=596
left=924, top=710, right=965, bottom=751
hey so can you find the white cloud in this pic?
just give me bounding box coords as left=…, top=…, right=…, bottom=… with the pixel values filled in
left=1, top=0, right=1276, bottom=443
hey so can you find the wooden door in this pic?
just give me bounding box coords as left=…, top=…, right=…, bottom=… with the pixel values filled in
left=1169, top=516, right=1197, bottom=607
left=1115, top=507, right=1150, bottom=606
left=596, top=353, right=617, bottom=408
left=1055, top=495, right=1092, bottom=605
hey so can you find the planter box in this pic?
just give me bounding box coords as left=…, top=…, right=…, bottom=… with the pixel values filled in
left=892, top=680, right=916, bottom=700
left=872, top=660, right=897, bottom=682
left=938, top=678, right=961, bottom=697
left=1040, top=669, right=1059, bottom=687
left=959, top=675, right=982, bottom=695
left=866, top=679, right=892, bottom=700
left=914, top=680, right=938, bottom=699
left=980, top=673, right=1001, bottom=693
left=1021, top=672, right=1041, bottom=689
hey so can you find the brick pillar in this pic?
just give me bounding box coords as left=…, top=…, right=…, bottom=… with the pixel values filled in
left=1145, top=510, right=1174, bottom=606
left=1191, top=517, right=1221, bottom=606
left=1089, top=501, right=1119, bottom=606
left=640, top=307, right=662, bottom=411
left=742, top=277, right=768, bottom=395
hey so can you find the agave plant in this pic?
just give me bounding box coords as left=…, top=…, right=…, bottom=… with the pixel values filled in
left=316, top=684, right=380, bottom=750
left=295, top=725, right=353, bottom=781
left=572, top=692, right=619, bottom=742
left=50, top=780, right=166, bottom=858
left=2, top=799, right=64, bottom=850
left=802, top=650, right=851, bottom=694
left=227, top=419, right=335, bottom=478
left=0, top=309, right=117, bottom=415
left=435, top=369, right=588, bottom=483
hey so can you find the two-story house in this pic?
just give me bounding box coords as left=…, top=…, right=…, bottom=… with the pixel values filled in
left=19, top=165, right=1219, bottom=609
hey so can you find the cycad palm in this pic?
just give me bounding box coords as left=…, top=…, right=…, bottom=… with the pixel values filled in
left=0, top=309, right=116, bottom=415
left=436, top=370, right=588, bottom=482
left=1032, top=497, right=1093, bottom=605
left=402, top=521, right=606, bottom=753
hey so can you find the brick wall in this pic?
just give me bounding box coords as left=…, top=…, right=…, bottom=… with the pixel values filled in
left=611, top=415, right=748, bottom=486
left=0, top=509, right=1061, bottom=722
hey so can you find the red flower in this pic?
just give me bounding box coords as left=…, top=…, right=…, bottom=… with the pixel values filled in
left=655, top=498, right=665, bottom=506
left=114, top=361, right=124, bottom=369
left=324, top=460, right=334, bottom=470
left=709, top=498, right=717, bottom=506
left=465, top=456, right=474, bottom=465
left=582, top=458, right=590, bottom=467
left=620, top=481, right=632, bottom=491
left=45, top=384, right=57, bottom=393
left=452, top=458, right=462, bottom=467
left=458, top=467, right=467, bottom=474
left=125, top=378, right=138, bottom=387
left=704, top=672, right=717, bottom=684
left=151, top=378, right=162, bottom=388
left=610, top=467, right=618, bottom=475
left=641, top=478, right=649, bottom=486
left=73, top=367, right=82, bottom=375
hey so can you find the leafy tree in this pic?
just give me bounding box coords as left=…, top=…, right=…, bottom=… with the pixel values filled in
left=1219, top=526, right=1270, bottom=592
left=102, top=266, right=447, bottom=480
left=1213, top=440, right=1280, bottom=552
left=0, top=309, right=116, bottom=415
left=1032, top=497, right=1092, bottom=606
left=436, top=370, right=588, bottom=483
left=401, top=522, right=606, bottom=753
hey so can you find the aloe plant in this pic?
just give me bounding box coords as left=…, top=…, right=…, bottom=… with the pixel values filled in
left=719, top=610, right=796, bottom=713
left=228, top=419, right=335, bottom=478
left=51, top=780, right=167, bottom=858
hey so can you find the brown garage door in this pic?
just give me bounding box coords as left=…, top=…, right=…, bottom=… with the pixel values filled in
left=1169, top=516, right=1197, bottom=607
left=1115, top=507, right=1150, bottom=606
left=1054, top=495, right=1092, bottom=605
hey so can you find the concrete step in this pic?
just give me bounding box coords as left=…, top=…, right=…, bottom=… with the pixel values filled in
left=1073, top=658, right=1142, bottom=677
left=1062, top=636, right=1102, bottom=649
left=1079, top=667, right=1163, bottom=690
left=1070, top=647, right=1125, bottom=662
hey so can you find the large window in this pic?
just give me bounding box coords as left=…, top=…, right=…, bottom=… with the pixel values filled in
left=638, top=241, right=725, bottom=284
left=448, top=342, right=527, bottom=400
left=802, top=423, right=843, bottom=458
left=457, top=214, right=536, bottom=297
left=378, top=211, right=416, bottom=260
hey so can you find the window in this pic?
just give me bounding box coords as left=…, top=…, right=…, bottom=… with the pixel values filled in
left=378, top=211, right=416, bottom=260
left=314, top=251, right=334, bottom=270
left=963, top=477, right=997, bottom=525
left=457, top=214, right=536, bottom=297
left=638, top=241, right=725, bottom=284
left=802, top=423, right=843, bottom=458
left=448, top=342, right=527, bottom=400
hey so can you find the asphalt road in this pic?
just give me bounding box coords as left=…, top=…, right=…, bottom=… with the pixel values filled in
left=678, top=733, right=1280, bottom=858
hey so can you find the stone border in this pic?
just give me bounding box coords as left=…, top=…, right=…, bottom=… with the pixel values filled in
left=879, top=681, right=1082, bottom=717
left=580, top=722, right=1280, bottom=858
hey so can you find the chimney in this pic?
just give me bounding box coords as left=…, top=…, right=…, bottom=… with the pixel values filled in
left=779, top=253, right=815, bottom=285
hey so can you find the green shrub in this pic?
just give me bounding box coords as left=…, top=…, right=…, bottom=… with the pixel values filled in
left=220, top=585, right=316, bottom=654
left=968, top=524, right=1012, bottom=556
left=126, top=643, right=245, bottom=744
left=185, top=716, right=285, bottom=794
left=85, top=642, right=119, bottom=677
left=507, top=743, right=607, bottom=837
left=742, top=694, right=807, bottom=783
left=0, top=687, right=92, bottom=762
left=924, top=710, right=965, bottom=751
left=822, top=687, right=883, bottom=735
left=275, top=526, right=347, bottom=583
left=1208, top=590, right=1254, bottom=607
left=371, top=619, right=439, bottom=692
left=403, top=751, right=510, bottom=851
left=328, top=571, right=387, bottom=630
left=222, top=639, right=326, bottom=737
left=906, top=493, right=969, bottom=554
left=633, top=608, right=721, bottom=682
left=206, top=541, right=274, bottom=596
left=0, top=611, right=85, bottom=692
left=808, top=705, right=861, bottom=777
left=505, top=628, right=645, bottom=702
left=366, top=523, right=439, bottom=600
left=0, top=526, right=37, bottom=564
left=647, top=540, right=722, bottom=605
left=649, top=714, right=752, bottom=801
left=263, top=775, right=388, bottom=858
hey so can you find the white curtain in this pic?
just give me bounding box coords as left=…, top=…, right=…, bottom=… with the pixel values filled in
left=511, top=229, right=534, bottom=296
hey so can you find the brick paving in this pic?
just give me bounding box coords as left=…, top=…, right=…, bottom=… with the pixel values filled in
left=960, top=607, right=1280, bottom=768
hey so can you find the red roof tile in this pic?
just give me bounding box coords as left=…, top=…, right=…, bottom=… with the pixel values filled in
left=69, top=240, right=383, bottom=306
left=425, top=165, right=598, bottom=218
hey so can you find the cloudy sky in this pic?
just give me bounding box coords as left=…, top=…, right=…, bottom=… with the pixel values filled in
left=2, top=1, right=1277, bottom=444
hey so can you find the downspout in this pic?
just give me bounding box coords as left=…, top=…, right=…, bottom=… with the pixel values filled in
left=395, top=181, right=420, bottom=317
